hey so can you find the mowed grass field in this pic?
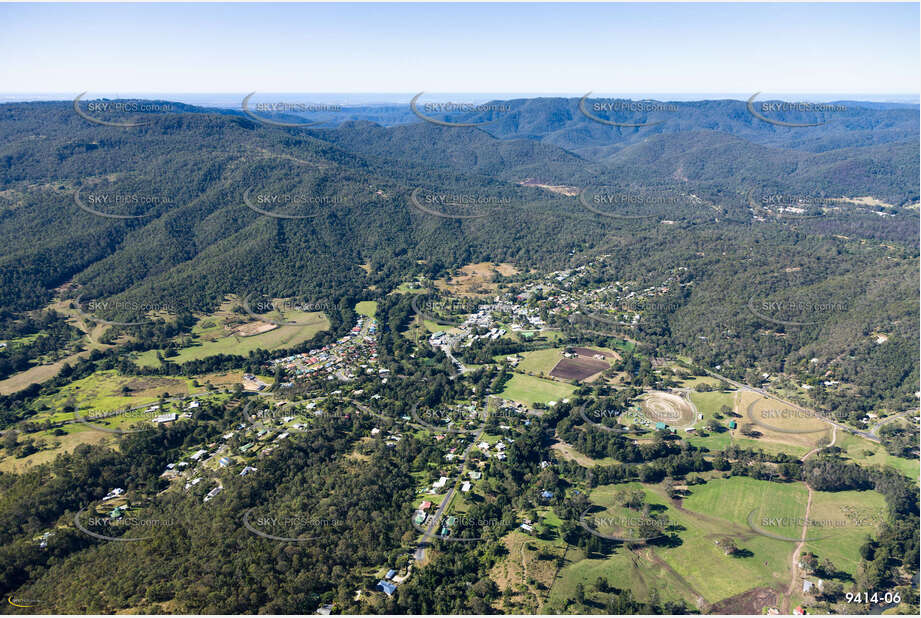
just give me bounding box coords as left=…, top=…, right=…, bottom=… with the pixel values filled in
left=514, top=347, right=565, bottom=374
left=658, top=476, right=808, bottom=605
left=134, top=309, right=329, bottom=367
left=803, top=489, right=888, bottom=579
left=499, top=373, right=575, bottom=406
left=512, top=346, right=617, bottom=378
left=685, top=390, right=734, bottom=451
left=355, top=300, right=377, bottom=318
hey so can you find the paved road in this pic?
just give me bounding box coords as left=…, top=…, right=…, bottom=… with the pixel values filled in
left=414, top=424, right=485, bottom=562
left=867, top=410, right=912, bottom=438
left=703, top=368, right=879, bottom=444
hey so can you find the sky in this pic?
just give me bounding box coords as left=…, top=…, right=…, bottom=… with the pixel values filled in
left=0, top=2, right=918, bottom=100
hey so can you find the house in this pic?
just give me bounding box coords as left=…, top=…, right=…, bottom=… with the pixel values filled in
left=445, top=516, right=457, bottom=528
left=240, top=466, right=257, bottom=476
left=419, top=501, right=432, bottom=510
left=655, top=422, right=667, bottom=430
left=728, top=420, right=738, bottom=429
left=433, top=476, right=448, bottom=489
left=385, top=569, right=397, bottom=580
left=187, top=401, right=200, bottom=409
left=413, top=510, right=426, bottom=525
left=203, top=486, right=222, bottom=502
left=315, top=604, right=333, bottom=615
left=461, top=481, right=471, bottom=492
left=190, top=449, right=208, bottom=461
left=376, top=580, right=396, bottom=596
left=219, top=457, right=231, bottom=467
left=103, top=488, right=125, bottom=501
left=520, top=523, right=533, bottom=533
left=152, top=412, right=178, bottom=424
left=468, top=471, right=482, bottom=480
left=540, top=490, right=554, bottom=500
left=793, top=606, right=805, bottom=615
left=109, top=506, right=124, bottom=519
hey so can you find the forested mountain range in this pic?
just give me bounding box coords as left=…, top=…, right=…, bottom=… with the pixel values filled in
left=0, top=99, right=917, bottom=410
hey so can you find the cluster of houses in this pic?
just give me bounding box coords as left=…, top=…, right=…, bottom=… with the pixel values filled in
left=269, top=316, right=378, bottom=383
left=476, top=439, right=508, bottom=460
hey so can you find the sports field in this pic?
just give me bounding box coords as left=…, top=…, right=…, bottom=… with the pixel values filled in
left=499, top=373, right=575, bottom=406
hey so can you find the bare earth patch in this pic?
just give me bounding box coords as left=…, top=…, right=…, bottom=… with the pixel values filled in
left=549, top=356, right=609, bottom=381
left=517, top=179, right=580, bottom=197
left=642, top=391, right=697, bottom=427
left=233, top=321, right=278, bottom=337
left=707, top=586, right=781, bottom=615
left=435, top=262, right=519, bottom=296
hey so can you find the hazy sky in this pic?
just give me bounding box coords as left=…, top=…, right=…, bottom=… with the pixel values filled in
left=1, top=2, right=918, bottom=95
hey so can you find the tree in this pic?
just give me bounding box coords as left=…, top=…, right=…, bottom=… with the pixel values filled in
left=800, top=552, right=819, bottom=574
left=715, top=536, right=738, bottom=555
